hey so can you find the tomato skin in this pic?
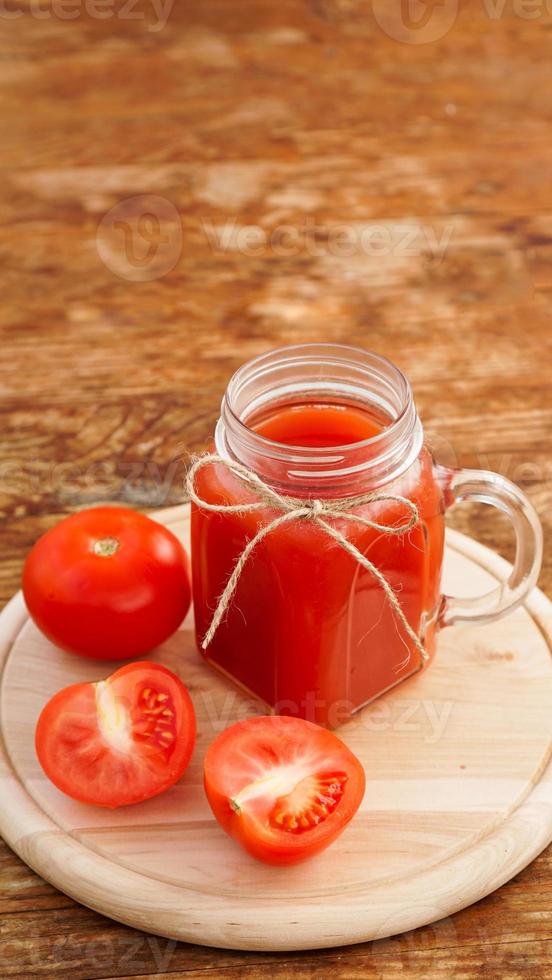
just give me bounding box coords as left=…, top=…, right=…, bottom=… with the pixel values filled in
left=204, top=716, right=365, bottom=865
left=35, top=662, right=196, bottom=807
left=23, top=507, right=191, bottom=660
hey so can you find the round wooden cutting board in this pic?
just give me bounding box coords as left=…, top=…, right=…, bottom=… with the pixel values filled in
left=0, top=505, right=551, bottom=951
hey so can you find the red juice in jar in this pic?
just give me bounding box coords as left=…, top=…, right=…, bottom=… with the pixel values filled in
left=191, top=345, right=447, bottom=728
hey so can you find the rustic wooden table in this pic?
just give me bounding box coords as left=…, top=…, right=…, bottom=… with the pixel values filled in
left=1, top=1, right=551, bottom=977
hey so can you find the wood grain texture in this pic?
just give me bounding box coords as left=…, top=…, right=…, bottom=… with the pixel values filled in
left=1, top=510, right=552, bottom=956
left=0, top=0, right=551, bottom=976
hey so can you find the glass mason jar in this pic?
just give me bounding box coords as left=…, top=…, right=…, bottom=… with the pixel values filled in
left=190, top=344, right=542, bottom=728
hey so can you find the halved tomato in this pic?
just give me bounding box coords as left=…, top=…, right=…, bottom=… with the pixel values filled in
left=203, top=715, right=365, bottom=865
left=35, top=662, right=196, bottom=807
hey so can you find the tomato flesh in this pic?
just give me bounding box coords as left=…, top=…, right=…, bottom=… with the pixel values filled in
left=204, top=716, right=365, bottom=865
left=23, top=506, right=191, bottom=660
left=35, top=662, right=196, bottom=807
left=269, top=770, right=348, bottom=832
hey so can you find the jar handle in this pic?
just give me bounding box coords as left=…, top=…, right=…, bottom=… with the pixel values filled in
left=441, top=468, right=543, bottom=626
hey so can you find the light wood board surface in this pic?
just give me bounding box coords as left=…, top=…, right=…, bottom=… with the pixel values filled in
left=0, top=505, right=551, bottom=952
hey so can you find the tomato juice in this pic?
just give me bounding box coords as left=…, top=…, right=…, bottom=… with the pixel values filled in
left=191, top=398, right=446, bottom=728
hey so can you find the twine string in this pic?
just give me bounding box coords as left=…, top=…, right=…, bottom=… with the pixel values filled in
left=186, top=453, right=428, bottom=662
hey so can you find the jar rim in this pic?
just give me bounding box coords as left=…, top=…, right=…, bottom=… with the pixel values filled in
left=226, top=343, right=411, bottom=450
left=217, top=343, right=423, bottom=493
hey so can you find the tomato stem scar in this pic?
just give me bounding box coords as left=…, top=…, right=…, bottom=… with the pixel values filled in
left=93, top=537, right=120, bottom=557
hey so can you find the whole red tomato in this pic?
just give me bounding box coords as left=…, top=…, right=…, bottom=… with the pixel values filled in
left=23, top=506, right=191, bottom=660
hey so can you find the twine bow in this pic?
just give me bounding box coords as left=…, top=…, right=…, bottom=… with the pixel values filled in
left=186, top=453, right=428, bottom=663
